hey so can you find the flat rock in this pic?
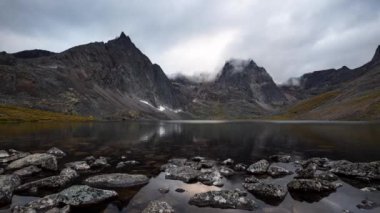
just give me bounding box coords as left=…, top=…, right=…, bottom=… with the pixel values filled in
left=165, top=166, right=199, bottom=183
left=267, top=165, right=292, bottom=177
left=65, top=161, right=90, bottom=171
left=0, top=174, right=21, bottom=205
left=329, top=160, right=380, bottom=180
left=16, top=168, right=78, bottom=192
left=243, top=182, right=287, bottom=200
left=189, top=189, right=257, bottom=211
left=296, top=162, right=316, bottom=179
left=244, top=176, right=260, bottom=183
left=234, top=163, right=247, bottom=171
left=116, top=160, right=140, bottom=169
left=357, top=199, right=378, bottom=210
left=198, top=169, right=223, bottom=186
left=219, top=166, right=235, bottom=177
left=13, top=166, right=42, bottom=177
left=287, top=179, right=341, bottom=192
left=269, top=155, right=292, bottom=163
left=84, top=173, right=149, bottom=188
left=46, top=147, right=66, bottom=158
left=91, top=157, right=110, bottom=168
left=142, top=200, right=174, bottom=213
left=0, top=150, right=10, bottom=158
left=316, top=171, right=338, bottom=181
left=199, top=159, right=216, bottom=168
left=7, top=153, right=57, bottom=171
left=222, top=158, right=234, bottom=165
left=175, top=188, right=185, bottom=193
left=247, top=159, right=269, bottom=174
left=0, top=151, right=29, bottom=164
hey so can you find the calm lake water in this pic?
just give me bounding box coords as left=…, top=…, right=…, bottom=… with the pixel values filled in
left=0, top=120, right=379, bottom=212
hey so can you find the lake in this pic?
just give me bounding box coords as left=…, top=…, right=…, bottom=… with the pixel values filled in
left=0, top=120, right=379, bottom=212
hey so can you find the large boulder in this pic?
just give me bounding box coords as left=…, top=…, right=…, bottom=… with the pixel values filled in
left=64, top=161, right=90, bottom=171
left=7, top=153, right=58, bottom=171
left=142, top=200, right=174, bottom=213
left=0, top=175, right=21, bottom=205
left=13, top=165, right=42, bottom=177
left=0, top=151, right=29, bottom=164
left=84, top=173, right=149, bottom=188
left=189, top=189, right=258, bottom=211
left=267, top=165, right=292, bottom=177
left=198, top=169, right=223, bottom=187
left=165, top=166, right=200, bottom=183
left=287, top=179, right=342, bottom=192
left=329, top=160, right=380, bottom=180
left=247, top=160, right=269, bottom=174
left=46, top=147, right=66, bottom=158
left=243, top=182, right=287, bottom=200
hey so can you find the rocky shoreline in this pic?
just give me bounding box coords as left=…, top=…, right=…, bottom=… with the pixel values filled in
left=0, top=148, right=379, bottom=212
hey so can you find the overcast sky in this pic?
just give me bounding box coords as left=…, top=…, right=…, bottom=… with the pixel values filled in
left=1, top=0, right=380, bottom=83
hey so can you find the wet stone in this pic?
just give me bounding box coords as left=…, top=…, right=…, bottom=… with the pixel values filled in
left=191, top=156, right=205, bottom=162
left=165, top=166, right=200, bottom=183
left=116, top=160, right=140, bottom=169
left=142, top=200, right=174, bottom=213
left=269, top=155, right=292, bottom=163
left=0, top=151, right=30, bottom=164
left=158, top=187, right=169, bottom=194
left=199, top=159, right=216, bottom=168
left=6, top=153, right=58, bottom=171
left=287, top=179, right=342, bottom=192
left=360, top=187, right=377, bottom=192
left=59, top=185, right=118, bottom=206
left=0, top=150, right=10, bottom=158
left=46, top=147, right=66, bottom=158
left=13, top=166, right=42, bottom=177
left=222, top=158, right=234, bottom=165
left=357, top=199, right=378, bottom=210
left=189, top=189, right=258, bottom=211
left=329, top=160, right=380, bottom=181
left=65, top=161, right=90, bottom=171
left=296, top=162, right=316, bottom=179
left=316, top=171, right=338, bottom=181
left=91, top=156, right=110, bottom=168
left=0, top=174, right=21, bottom=205
left=244, top=176, right=260, bottom=183
left=234, top=163, right=247, bottom=171
left=84, top=173, right=149, bottom=188
left=198, top=169, right=223, bottom=187
left=175, top=188, right=185, bottom=193
left=247, top=159, right=269, bottom=174
left=267, top=165, right=292, bottom=177
left=219, top=166, right=235, bottom=177
left=84, top=156, right=96, bottom=164
left=243, top=182, right=287, bottom=200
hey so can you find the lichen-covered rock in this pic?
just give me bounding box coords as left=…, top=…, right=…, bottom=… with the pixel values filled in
left=287, top=179, right=341, bottom=192
left=267, top=165, right=292, bottom=177
left=116, top=160, right=140, bottom=169
left=165, top=166, right=199, bottom=183
left=0, top=174, right=21, bottom=205
left=91, top=157, right=110, bottom=168
left=65, top=161, right=90, bottom=171
left=84, top=156, right=96, bottom=164
left=329, top=160, right=380, bottom=180
left=142, top=200, right=174, bottom=213
left=269, top=155, right=292, bottom=163
left=199, top=159, right=216, bottom=168
left=46, top=147, right=66, bottom=158
left=0, top=151, right=29, bottom=164
left=16, top=168, right=78, bottom=192
left=198, top=169, right=223, bottom=186
left=234, top=163, right=247, bottom=171
left=13, top=166, right=42, bottom=177
left=296, top=162, right=316, bottom=179
left=316, top=171, right=338, bottom=181
left=84, top=173, right=149, bottom=188
left=189, top=189, right=257, bottom=211
left=160, top=158, right=187, bottom=171
left=12, top=194, right=63, bottom=212
left=219, top=166, right=235, bottom=177
left=222, top=158, right=234, bottom=165
left=247, top=160, right=269, bottom=174
left=244, top=176, right=260, bottom=183
left=6, top=153, right=57, bottom=171
left=243, top=182, right=287, bottom=200
left=302, top=157, right=330, bottom=169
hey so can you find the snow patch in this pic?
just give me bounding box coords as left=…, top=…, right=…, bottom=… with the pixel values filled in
left=139, top=100, right=182, bottom=113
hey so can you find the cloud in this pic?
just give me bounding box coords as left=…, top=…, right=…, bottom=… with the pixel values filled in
left=0, top=0, right=379, bottom=83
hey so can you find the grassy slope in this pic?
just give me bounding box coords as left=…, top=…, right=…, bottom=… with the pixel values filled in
left=0, top=105, right=94, bottom=122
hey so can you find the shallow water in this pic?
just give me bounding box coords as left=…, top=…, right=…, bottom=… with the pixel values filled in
left=0, top=120, right=379, bottom=212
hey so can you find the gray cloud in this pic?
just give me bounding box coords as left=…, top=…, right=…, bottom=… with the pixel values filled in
left=0, top=0, right=379, bottom=82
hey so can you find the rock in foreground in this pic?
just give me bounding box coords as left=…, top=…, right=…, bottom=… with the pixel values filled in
left=165, top=166, right=199, bottom=183
left=84, top=173, right=149, bottom=188
left=287, top=179, right=341, bottom=192
left=189, top=189, right=258, bottom=211
left=0, top=175, right=21, bottom=205
left=6, top=153, right=58, bottom=171
left=247, top=160, right=269, bottom=174
left=243, top=182, right=287, bottom=200
left=142, top=200, right=175, bottom=213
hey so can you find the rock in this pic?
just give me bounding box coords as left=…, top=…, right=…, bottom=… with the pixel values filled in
left=301, top=157, right=330, bottom=169
left=65, top=161, right=90, bottom=171
left=360, top=187, right=377, bottom=192
left=84, top=156, right=96, bottom=164
left=247, top=159, right=269, bottom=174
left=191, top=156, right=205, bottom=162
left=244, top=176, right=260, bottom=183
left=222, top=158, right=234, bottom=165
left=269, top=155, right=292, bottom=163
left=219, top=166, right=235, bottom=177
left=0, top=174, right=21, bottom=205
left=120, top=155, right=127, bottom=160
left=184, top=161, right=201, bottom=170
left=84, top=173, right=149, bottom=188
left=0, top=150, right=10, bottom=158
left=16, top=168, right=78, bottom=192
left=329, top=160, right=380, bottom=180
left=142, top=200, right=174, bottom=213
left=234, top=163, right=247, bottom=171
left=0, top=168, right=3, bottom=174
left=6, top=153, right=57, bottom=171
left=116, top=160, right=140, bottom=169
left=168, top=158, right=187, bottom=166
left=267, top=165, right=292, bottom=177
left=12, top=194, right=62, bottom=212
left=296, top=162, right=316, bottom=179
left=243, top=182, right=287, bottom=200
left=175, top=188, right=185, bottom=193
left=46, top=147, right=66, bottom=157
left=158, top=187, right=169, bottom=194
left=199, top=159, right=216, bottom=168
left=287, top=179, right=341, bottom=192
left=198, top=170, right=223, bottom=187
left=0, top=151, right=29, bottom=164
left=357, top=199, right=378, bottom=210
left=91, top=157, right=109, bottom=168
left=316, top=171, right=338, bottom=181
left=189, top=189, right=258, bottom=211
left=165, top=166, right=199, bottom=183
left=45, top=205, right=70, bottom=213
left=13, top=166, right=42, bottom=177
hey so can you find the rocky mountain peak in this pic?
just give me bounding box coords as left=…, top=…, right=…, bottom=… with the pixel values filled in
left=371, top=45, right=380, bottom=62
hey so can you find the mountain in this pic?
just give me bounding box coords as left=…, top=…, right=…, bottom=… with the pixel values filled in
left=0, top=32, right=183, bottom=120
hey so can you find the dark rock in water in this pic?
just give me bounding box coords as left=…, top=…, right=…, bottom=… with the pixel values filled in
left=357, top=199, right=378, bottom=210
left=0, top=150, right=29, bottom=164
left=84, top=173, right=149, bottom=188
left=0, top=168, right=3, bottom=175
left=219, top=166, right=235, bottom=177
left=316, top=171, right=338, bottom=181
left=296, top=162, right=316, bottom=179
left=198, top=169, right=223, bottom=187
left=244, top=176, right=260, bottom=183
left=64, top=161, right=90, bottom=171
left=189, top=189, right=258, bottom=211
left=301, top=157, right=330, bottom=169
left=142, top=200, right=174, bottom=213
left=91, top=157, right=110, bottom=168
left=360, top=187, right=378, bottom=192
left=234, top=163, right=247, bottom=171
left=168, top=158, right=187, bottom=166
left=116, top=160, right=140, bottom=169
left=84, top=156, right=96, bottom=164
left=243, top=182, right=287, bottom=200
left=287, top=179, right=342, bottom=192
left=329, top=160, right=380, bottom=180
left=0, top=174, right=21, bottom=205
left=199, top=159, right=216, bottom=168
left=13, top=165, right=42, bottom=177
left=269, top=155, right=292, bottom=163
left=46, top=147, right=66, bottom=158
left=0, top=150, right=10, bottom=158
left=247, top=159, right=269, bottom=174
left=184, top=161, right=202, bottom=170
left=16, top=168, right=78, bottom=192
left=6, top=153, right=58, bottom=171
left=158, top=187, right=169, bottom=194
left=222, top=158, right=234, bottom=165
left=45, top=205, right=70, bottom=213
left=175, top=188, right=185, bottom=193
left=165, top=166, right=199, bottom=183
left=267, top=165, right=292, bottom=177
left=13, top=185, right=117, bottom=211
left=191, top=156, right=205, bottom=162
